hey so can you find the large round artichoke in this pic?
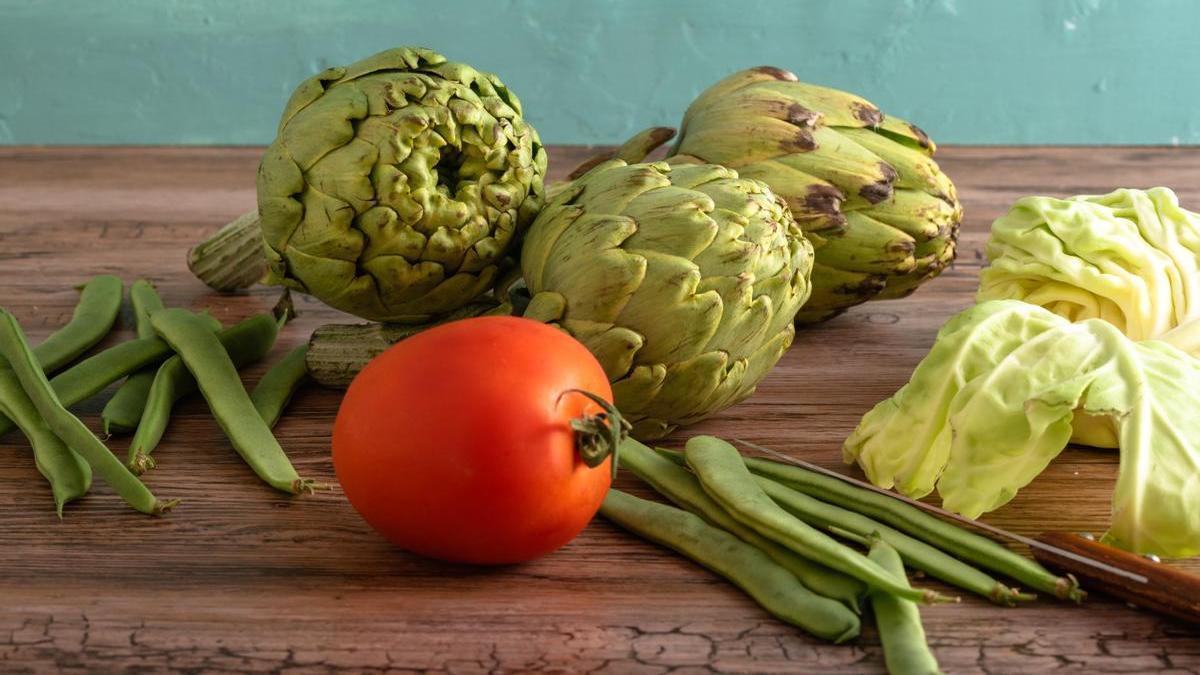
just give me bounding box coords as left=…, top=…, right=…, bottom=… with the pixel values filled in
left=666, top=66, right=961, bottom=323
left=519, top=159, right=813, bottom=439
left=192, top=47, right=547, bottom=323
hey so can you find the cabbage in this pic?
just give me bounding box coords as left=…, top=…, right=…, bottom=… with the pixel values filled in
left=978, top=187, right=1200, bottom=345
left=844, top=300, right=1200, bottom=558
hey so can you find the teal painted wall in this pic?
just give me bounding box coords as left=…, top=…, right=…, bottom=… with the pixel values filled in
left=1, top=0, right=1197, bottom=146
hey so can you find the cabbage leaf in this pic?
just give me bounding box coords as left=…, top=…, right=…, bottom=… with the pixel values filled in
left=845, top=300, right=1200, bottom=557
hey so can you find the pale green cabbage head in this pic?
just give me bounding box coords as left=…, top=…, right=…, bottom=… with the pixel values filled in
left=844, top=299, right=1200, bottom=558
left=978, top=187, right=1200, bottom=343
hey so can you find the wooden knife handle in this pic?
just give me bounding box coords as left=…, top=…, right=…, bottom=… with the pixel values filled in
left=1033, top=531, right=1200, bottom=623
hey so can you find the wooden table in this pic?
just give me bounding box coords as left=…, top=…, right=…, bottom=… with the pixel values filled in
left=1, top=146, right=1198, bottom=674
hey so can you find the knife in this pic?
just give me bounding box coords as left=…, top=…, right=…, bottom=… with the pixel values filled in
left=732, top=438, right=1200, bottom=623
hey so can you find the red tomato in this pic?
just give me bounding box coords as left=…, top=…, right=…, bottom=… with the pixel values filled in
left=332, top=315, right=616, bottom=564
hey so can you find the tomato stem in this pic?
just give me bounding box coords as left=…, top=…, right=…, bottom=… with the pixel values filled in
left=564, top=389, right=629, bottom=480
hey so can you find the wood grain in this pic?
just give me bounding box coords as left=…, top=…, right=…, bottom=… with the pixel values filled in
left=1, top=146, right=1199, bottom=674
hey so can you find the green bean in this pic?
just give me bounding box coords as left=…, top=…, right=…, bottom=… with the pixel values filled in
left=740, top=455, right=1084, bottom=602
left=619, top=438, right=866, bottom=610
left=684, top=436, right=953, bottom=604
left=866, top=535, right=944, bottom=675
left=600, top=489, right=861, bottom=643
left=32, top=275, right=123, bottom=374
left=0, top=310, right=174, bottom=514
left=0, top=369, right=91, bottom=514
left=149, top=308, right=312, bottom=494
left=101, top=280, right=165, bottom=435
left=250, top=344, right=310, bottom=429
left=128, top=313, right=281, bottom=473
left=757, top=475, right=1033, bottom=605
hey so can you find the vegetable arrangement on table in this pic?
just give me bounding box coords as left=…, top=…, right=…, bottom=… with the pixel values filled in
left=4, top=43, right=1199, bottom=674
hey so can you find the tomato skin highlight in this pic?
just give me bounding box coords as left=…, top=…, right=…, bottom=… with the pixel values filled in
left=332, top=316, right=615, bottom=564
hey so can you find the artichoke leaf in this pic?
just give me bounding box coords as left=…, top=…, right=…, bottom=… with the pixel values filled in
left=676, top=116, right=820, bottom=168
left=751, top=79, right=883, bottom=129
left=816, top=212, right=916, bottom=275
left=875, top=115, right=936, bottom=154
left=839, top=127, right=953, bottom=200
left=868, top=188, right=958, bottom=242
left=614, top=251, right=722, bottom=365
left=732, top=160, right=845, bottom=235
left=774, top=127, right=896, bottom=208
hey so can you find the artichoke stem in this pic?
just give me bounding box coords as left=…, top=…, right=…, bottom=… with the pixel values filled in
left=187, top=209, right=268, bottom=291
left=305, top=299, right=507, bottom=388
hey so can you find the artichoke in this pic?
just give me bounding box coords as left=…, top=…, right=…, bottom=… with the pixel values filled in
left=663, top=66, right=962, bottom=323
left=519, top=159, right=813, bottom=439
left=189, top=47, right=547, bottom=323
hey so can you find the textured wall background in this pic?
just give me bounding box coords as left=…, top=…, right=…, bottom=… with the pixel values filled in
left=1, top=0, right=1197, bottom=146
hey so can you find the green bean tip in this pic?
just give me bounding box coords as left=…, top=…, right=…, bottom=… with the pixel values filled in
left=1056, top=575, right=1086, bottom=603
left=128, top=452, right=156, bottom=475
left=992, top=584, right=1037, bottom=606
left=291, top=478, right=331, bottom=495
left=153, top=498, right=181, bottom=515
left=923, top=589, right=960, bottom=605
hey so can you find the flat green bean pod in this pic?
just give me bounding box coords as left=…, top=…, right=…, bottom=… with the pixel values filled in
left=619, top=438, right=866, bottom=610
left=149, top=308, right=311, bottom=494
left=0, top=310, right=174, bottom=514
left=33, top=275, right=123, bottom=374
left=741, top=455, right=1083, bottom=602
left=0, top=369, right=91, bottom=514
left=129, top=312, right=282, bottom=473
left=684, top=436, right=952, bottom=604
left=867, top=536, right=944, bottom=675
left=101, top=280, right=166, bottom=435
left=600, top=489, right=861, bottom=643
left=758, top=476, right=1032, bottom=605
left=250, top=344, right=310, bottom=429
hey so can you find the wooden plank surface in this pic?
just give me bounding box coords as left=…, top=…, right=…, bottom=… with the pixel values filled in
left=1, top=146, right=1199, bottom=674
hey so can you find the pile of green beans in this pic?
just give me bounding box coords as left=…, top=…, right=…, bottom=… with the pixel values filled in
left=0, top=311, right=172, bottom=514
left=0, top=275, right=315, bottom=513
left=603, top=435, right=1085, bottom=652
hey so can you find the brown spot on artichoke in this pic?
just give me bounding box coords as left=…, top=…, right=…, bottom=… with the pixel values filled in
left=853, top=102, right=884, bottom=126
left=751, top=65, right=799, bottom=82
left=781, top=130, right=817, bottom=153
left=858, top=163, right=899, bottom=204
